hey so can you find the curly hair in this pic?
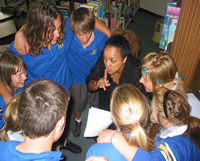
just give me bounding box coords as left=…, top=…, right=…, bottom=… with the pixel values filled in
left=153, top=87, right=200, bottom=149
left=25, top=0, right=65, bottom=57
left=112, top=28, right=140, bottom=57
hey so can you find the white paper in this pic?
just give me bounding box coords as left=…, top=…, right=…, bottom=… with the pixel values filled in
left=84, top=107, right=113, bottom=137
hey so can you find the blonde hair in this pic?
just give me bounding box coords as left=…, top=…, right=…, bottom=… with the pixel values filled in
left=110, top=84, right=155, bottom=152
left=141, top=52, right=190, bottom=93
left=153, top=87, right=200, bottom=149
left=0, top=94, right=21, bottom=141
left=70, top=7, right=95, bottom=34
left=112, top=28, right=140, bottom=57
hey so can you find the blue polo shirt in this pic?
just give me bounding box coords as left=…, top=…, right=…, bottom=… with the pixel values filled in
left=0, top=140, right=63, bottom=161
left=68, top=29, right=108, bottom=84
left=0, top=88, right=23, bottom=129
left=8, top=17, right=73, bottom=90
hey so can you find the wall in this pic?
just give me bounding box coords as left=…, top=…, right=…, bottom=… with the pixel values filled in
left=140, top=0, right=173, bottom=16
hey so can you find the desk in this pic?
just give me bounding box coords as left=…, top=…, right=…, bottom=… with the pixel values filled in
left=0, top=12, right=16, bottom=38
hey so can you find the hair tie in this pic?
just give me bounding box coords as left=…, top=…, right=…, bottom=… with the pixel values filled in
left=163, top=90, right=171, bottom=118
left=131, top=120, right=140, bottom=125
left=142, top=66, right=166, bottom=84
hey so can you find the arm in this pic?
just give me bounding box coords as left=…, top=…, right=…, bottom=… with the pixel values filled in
left=98, top=129, right=138, bottom=161
left=86, top=156, right=108, bottom=161
left=14, top=25, right=29, bottom=55
left=95, top=17, right=111, bottom=38
left=0, top=82, right=13, bottom=105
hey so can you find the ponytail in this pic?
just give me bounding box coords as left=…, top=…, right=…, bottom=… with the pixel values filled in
left=127, top=123, right=156, bottom=152
left=183, top=116, right=200, bottom=149
left=0, top=126, right=9, bottom=141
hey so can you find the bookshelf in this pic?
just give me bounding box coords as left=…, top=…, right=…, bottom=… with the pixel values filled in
left=57, top=0, right=140, bottom=30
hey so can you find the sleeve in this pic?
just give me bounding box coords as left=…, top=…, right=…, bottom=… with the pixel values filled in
left=86, top=53, right=105, bottom=84
left=86, top=143, right=127, bottom=161
left=132, top=148, right=166, bottom=161
left=8, top=41, right=20, bottom=55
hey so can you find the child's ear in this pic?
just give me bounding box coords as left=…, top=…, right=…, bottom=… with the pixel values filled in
left=163, top=118, right=169, bottom=127
left=56, top=116, right=65, bottom=132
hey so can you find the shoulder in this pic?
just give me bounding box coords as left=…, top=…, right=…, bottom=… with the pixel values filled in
left=127, top=55, right=141, bottom=66
left=160, top=136, right=199, bottom=160
left=86, top=143, right=126, bottom=161
left=0, top=140, right=20, bottom=151
left=132, top=147, right=164, bottom=161
left=94, top=29, right=109, bottom=39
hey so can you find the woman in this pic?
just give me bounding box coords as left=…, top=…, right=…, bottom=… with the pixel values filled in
left=0, top=50, right=27, bottom=130
left=0, top=94, right=24, bottom=142
left=86, top=84, right=155, bottom=161
left=86, top=35, right=149, bottom=111
left=88, top=87, right=200, bottom=161
left=139, top=52, right=200, bottom=119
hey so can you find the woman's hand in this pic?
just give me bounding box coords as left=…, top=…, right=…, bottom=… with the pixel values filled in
left=86, top=156, right=108, bottom=161
left=96, top=69, right=110, bottom=91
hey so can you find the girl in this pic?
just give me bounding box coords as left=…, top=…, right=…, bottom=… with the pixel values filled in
left=0, top=94, right=24, bottom=141
left=139, top=52, right=200, bottom=119
left=92, top=87, right=200, bottom=161
left=86, top=84, right=155, bottom=161
left=0, top=50, right=27, bottom=130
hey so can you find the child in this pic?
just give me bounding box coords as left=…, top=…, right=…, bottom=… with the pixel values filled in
left=90, top=87, right=200, bottom=161
left=0, top=94, right=24, bottom=142
left=0, top=50, right=27, bottom=130
left=86, top=84, right=155, bottom=160
left=140, top=52, right=200, bottom=119
left=0, top=79, right=70, bottom=160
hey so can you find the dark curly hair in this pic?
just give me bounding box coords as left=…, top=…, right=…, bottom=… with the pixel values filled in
left=25, top=0, right=65, bottom=57
left=112, top=28, right=140, bottom=57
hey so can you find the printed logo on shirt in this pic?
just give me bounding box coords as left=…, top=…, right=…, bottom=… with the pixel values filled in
left=58, top=43, right=64, bottom=49
left=90, top=49, right=97, bottom=55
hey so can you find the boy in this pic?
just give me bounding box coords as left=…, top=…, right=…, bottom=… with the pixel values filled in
left=0, top=79, right=70, bottom=160
left=69, top=7, right=108, bottom=137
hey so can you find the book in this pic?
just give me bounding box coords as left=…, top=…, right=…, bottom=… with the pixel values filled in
left=80, top=3, right=96, bottom=14
left=88, top=1, right=100, bottom=17
left=165, top=18, right=178, bottom=50
left=159, top=3, right=181, bottom=49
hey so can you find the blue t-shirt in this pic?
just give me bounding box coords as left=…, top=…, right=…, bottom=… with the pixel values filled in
left=68, top=29, right=108, bottom=84
left=0, top=140, right=63, bottom=161
left=133, top=135, right=200, bottom=161
left=8, top=17, right=73, bottom=90
left=86, top=135, right=200, bottom=161
left=0, top=88, right=23, bottom=129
